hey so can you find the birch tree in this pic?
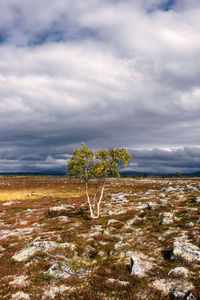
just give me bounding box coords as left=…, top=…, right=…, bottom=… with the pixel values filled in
left=67, top=143, right=131, bottom=219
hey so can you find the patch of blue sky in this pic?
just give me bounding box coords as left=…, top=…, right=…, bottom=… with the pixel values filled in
left=159, top=0, right=176, bottom=11
left=0, top=33, right=6, bottom=44
left=28, top=26, right=99, bottom=46
left=147, top=0, right=176, bottom=13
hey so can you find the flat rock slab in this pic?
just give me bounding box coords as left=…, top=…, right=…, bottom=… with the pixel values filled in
left=45, top=262, right=88, bottom=279
left=12, top=241, right=76, bottom=262
left=110, top=193, right=129, bottom=203
left=48, top=205, right=76, bottom=216
left=152, top=279, right=194, bottom=296
left=168, top=266, right=190, bottom=278
left=171, top=241, right=200, bottom=263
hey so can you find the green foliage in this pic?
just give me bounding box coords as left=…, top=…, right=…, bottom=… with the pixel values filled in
left=67, top=143, right=132, bottom=180
left=175, top=171, right=181, bottom=177
left=70, top=260, right=84, bottom=272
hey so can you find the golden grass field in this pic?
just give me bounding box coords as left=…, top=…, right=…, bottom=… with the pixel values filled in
left=0, top=176, right=84, bottom=202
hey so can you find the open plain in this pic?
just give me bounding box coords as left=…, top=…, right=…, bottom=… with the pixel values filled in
left=0, top=176, right=199, bottom=299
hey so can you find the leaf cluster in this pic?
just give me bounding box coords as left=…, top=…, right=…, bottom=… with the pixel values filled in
left=67, top=143, right=132, bottom=180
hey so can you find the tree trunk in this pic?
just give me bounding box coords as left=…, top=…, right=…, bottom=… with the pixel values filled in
left=96, top=182, right=105, bottom=218
left=85, top=180, right=105, bottom=219
left=85, top=181, right=96, bottom=219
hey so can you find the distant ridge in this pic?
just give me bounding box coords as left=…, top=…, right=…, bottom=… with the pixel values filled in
left=0, top=170, right=200, bottom=177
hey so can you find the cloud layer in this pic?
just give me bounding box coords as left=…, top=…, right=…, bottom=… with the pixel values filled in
left=0, top=0, right=200, bottom=173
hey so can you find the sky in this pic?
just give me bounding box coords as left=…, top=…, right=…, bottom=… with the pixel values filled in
left=0, top=0, right=200, bottom=174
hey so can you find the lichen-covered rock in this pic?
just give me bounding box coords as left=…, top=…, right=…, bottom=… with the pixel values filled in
left=110, top=193, right=128, bottom=203
left=11, top=291, right=30, bottom=300
left=168, top=267, right=189, bottom=278
left=45, top=261, right=88, bottom=279
left=42, top=285, right=68, bottom=299
left=12, top=241, right=76, bottom=262
left=185, top=184, right=198, bottom=192
left=9, top=275, right=29, bottom=287
left=114, top=241, right=129, bottom=250
left=171, top=241, right=200, bottom=263
left=130, top=254, right=153, bottom=277
left=162, top=187, right=175, bottom=193
left=48, top=204, right=75, bottom=216
left=152, top=279, right=194, bottom=296
left=159, top=212, right=174, bottom=225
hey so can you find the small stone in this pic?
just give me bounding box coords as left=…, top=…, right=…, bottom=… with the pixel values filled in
left=42, top=285, right=68, bottom=299
left=192, top=196, right=200, bottom=203
left=162, top=187, right=175, bottom=193
left=107, top=219, right=119, bottom=226
left=11, top=291, right=30, bottom=300
left=120, top=250, right=135, bottom=258
left=77, top=206, right=88, bottom=213
left=114, top=241, right=129, bottom=250
left=19, top=221, right=28, bottom=226
left=159, top=212, right=173, bottom=225
left=91, top=225, right=102, bottom=231
left=189, top=208, right=198, bottom=212
left=196, top=217, right=200, bottom=224
left=126, top=216, right=142, bottom=226
left=160, top=193, right=166, bottom=198
left=147, top=202, right=157, bottom=210
left=102, top=227, right=114, bottom=235
left=9, top=275, right=29, bottom=287
left=171, top=290, right=186, bottom=298
left=98, top=251, right=105, bottom=257
left=186, top=293, right=197, bottom=300
left=110, top=193, right=128, bottom=203
left=0, top=245, right=5, bottom=252
left=168, top=267, right=189, bottom=278
left=107, top=278, right=129, bottom=286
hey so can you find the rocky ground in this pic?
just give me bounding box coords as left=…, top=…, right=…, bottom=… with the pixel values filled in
left=0, top=176, right=199, bottom=299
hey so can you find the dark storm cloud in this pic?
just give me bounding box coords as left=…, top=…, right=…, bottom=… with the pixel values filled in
left=0, top=0, right=200, bottom=173
left=128, top=147, right=200, bottom=174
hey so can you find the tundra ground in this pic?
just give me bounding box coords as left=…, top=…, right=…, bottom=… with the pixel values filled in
left=0, top=176, right=199, bottom=299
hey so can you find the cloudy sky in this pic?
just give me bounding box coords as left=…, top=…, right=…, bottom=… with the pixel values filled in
left=0, top=0, right=200, bottom=174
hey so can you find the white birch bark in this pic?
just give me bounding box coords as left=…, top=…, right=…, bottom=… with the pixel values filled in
left=96, top=182, right=105, bottom=218
left=85, top=181, right=95, bottom=219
